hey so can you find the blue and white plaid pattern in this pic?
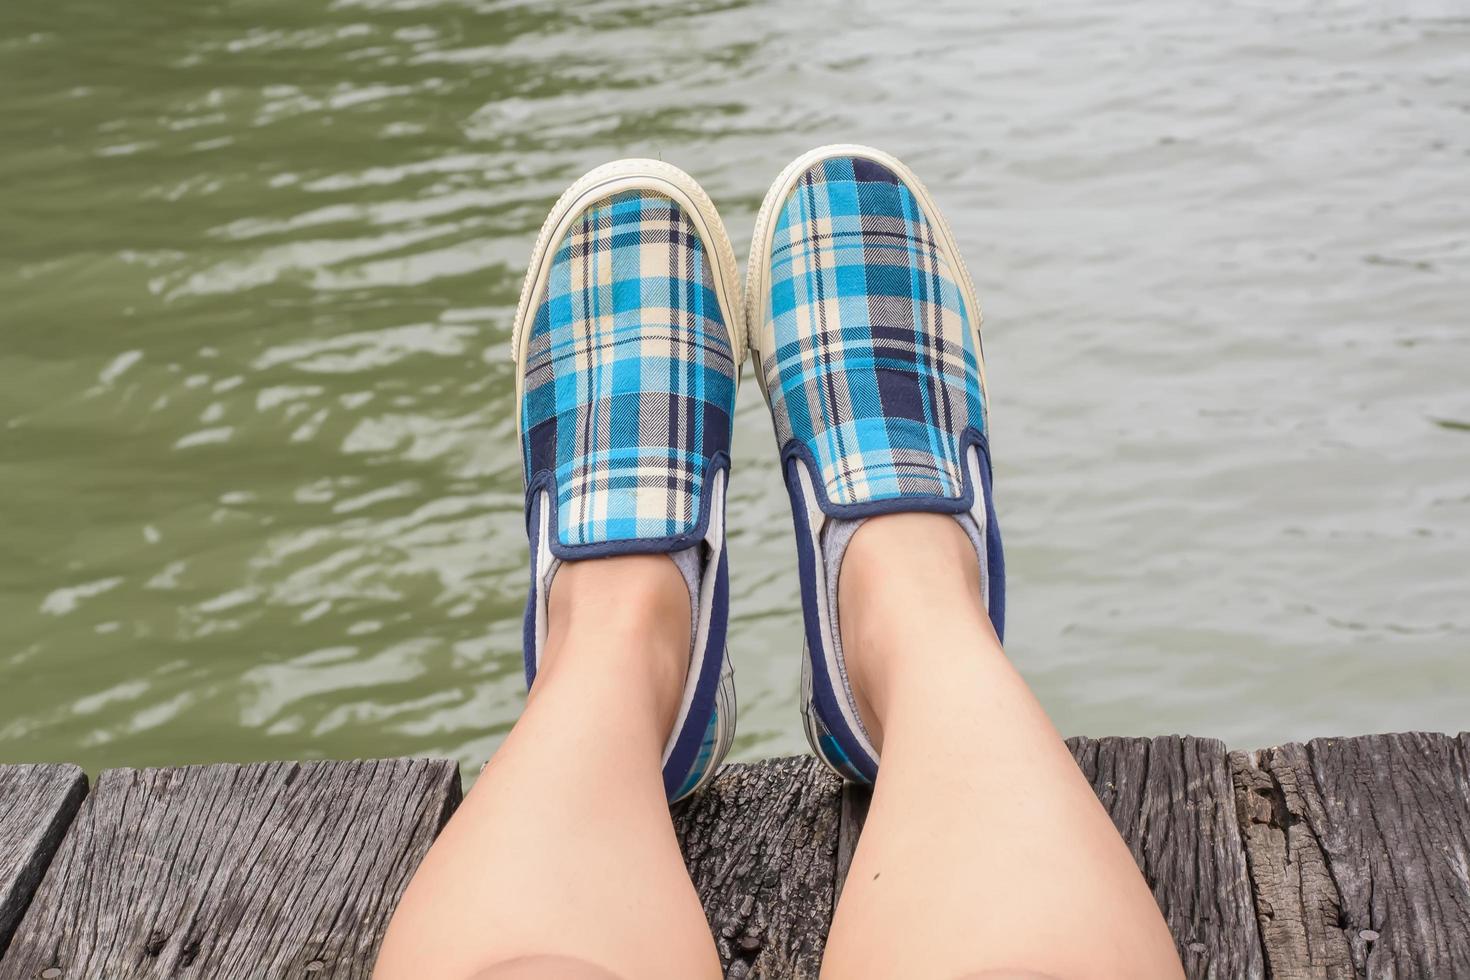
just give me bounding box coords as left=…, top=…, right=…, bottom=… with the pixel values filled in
left=522, top=190, right=737, bottom=548
left=761, top=157, right=986, bottom=507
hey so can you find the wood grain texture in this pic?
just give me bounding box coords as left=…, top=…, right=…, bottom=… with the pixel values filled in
left=0, top=765, right=87, bottom=955
left=0, top=759, right=460, bottom=980
left=675, top=756, right=842, bottom=980
left=1068, top=735, right=1265, bottom=980
left=1254, top=733, right=1470, bottom=979
left=2, top=733, right=1464, bottom=979
left=1230, top=747, right=1355, bottom=980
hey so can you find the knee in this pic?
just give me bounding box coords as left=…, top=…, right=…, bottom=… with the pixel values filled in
left=467, top=955, right=628, bottom=980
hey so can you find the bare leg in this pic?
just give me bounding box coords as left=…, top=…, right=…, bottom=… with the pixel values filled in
left=374, top=555, right=720, bottom=980
left=821, top=514, right=1184, bottom=980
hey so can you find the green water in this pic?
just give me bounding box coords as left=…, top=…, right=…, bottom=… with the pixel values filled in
left=3, top=0, right=1467, bottom=779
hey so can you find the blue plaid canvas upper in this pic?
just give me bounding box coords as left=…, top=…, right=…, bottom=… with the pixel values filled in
left=760, top=157, right=986, bottom=508
left=521, top=190, right=737, bottom=549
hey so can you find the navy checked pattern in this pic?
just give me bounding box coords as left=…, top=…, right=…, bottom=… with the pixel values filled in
left=522, top=190, right=736, bottom=548
left=760, top=157, right=985, bottom=506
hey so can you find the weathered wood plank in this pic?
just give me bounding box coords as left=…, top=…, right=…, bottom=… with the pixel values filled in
left=675, top=755, right=842, bottom=980
left=1068, top=736, right=1265, bottom=980
left=0, top=734, right=1461, bottom=979
left=0, top=765, right=87, bottom=955
left=0, top=759, right=460, bottom=980
left=1246, top=733, right=1470, bottom=979
left=1230, top=747, right=1355, bottom=979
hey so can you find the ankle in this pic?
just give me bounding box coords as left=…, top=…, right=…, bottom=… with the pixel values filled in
left=539, top=554, right=692, bottom=733
left=837, top=513, right=992, bottom=744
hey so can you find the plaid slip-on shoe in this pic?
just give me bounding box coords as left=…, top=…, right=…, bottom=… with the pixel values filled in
left=512, top=159, right=744, bottom=802
left=746, top=145, right=1005, bottom=785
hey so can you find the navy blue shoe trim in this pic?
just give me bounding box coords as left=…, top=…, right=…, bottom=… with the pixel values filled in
left=785, top=423, right=1004, bottom=782
left=524, top=451, right=732, bottom=562
left=785, top=460, right=880, bottom=784
left=660, top=545, right=729, bottom=798
left=778, top=427, right=991, bottom=522
left=522, top=455, right=732, bottom=799
left=978, top=438, right=1005, bottom=642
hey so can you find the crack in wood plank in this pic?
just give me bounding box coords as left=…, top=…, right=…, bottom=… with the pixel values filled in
left=1302, top=734, right=1470, bottom=978
left=1070, top=736, right=1265, bottom=980
left=1230, top=747, right=1355, bottom=980
left=675, top=756, right=841, bottom=979
left=0, top=765, right=88, bottom=956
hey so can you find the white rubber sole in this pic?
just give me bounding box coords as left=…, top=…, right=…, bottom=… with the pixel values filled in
left=510, top=159, right=746, bottom=440
left=742, top=143, right=988, bottom=404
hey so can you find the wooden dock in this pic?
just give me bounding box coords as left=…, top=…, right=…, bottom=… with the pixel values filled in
left=1, top=733, right=1467, bottom=978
